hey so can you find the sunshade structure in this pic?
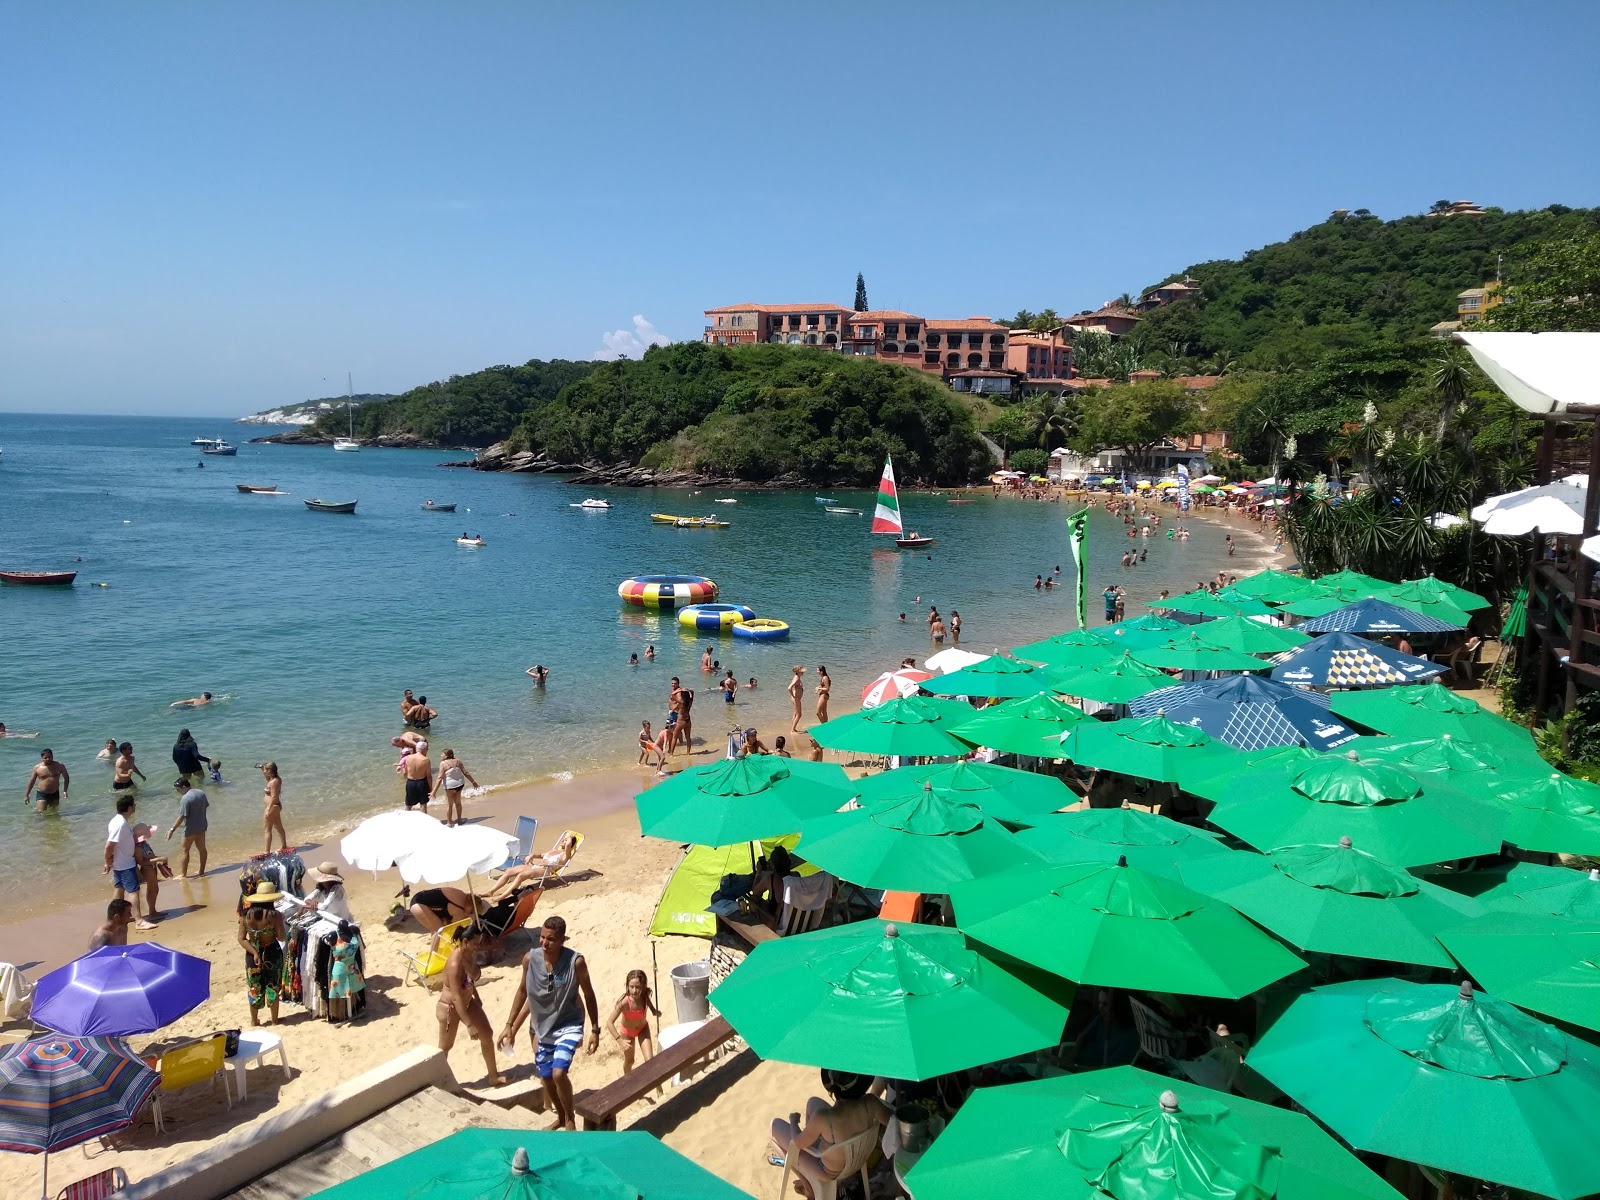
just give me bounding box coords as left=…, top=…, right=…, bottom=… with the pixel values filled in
left=1174, top=743, right=1324, bottom=795
left=1153, top=591, right=1278, bottom=619
left=1328, top=681, right=1537, bottom=754
left=1249, top=979, right=1600, bottom=1200
left=709, top=919, right=1072, bottom=1081
left=32, top=944, right=210, bottom=1038
left=1269, top=631, right=1447, bottom=689
left=1103, top=613, right=1196, bottom=649
left=392, top=823, right=519, bottom=886
left=1488, top=772, right=1600, bottom=855
left=1131, top=634, right=1268, bottom=674
left=925, top=647, right=989, bottom=674
left=340, top=809, right=446, bottom=873
left=1130, top=676, right=1358, bottom=752
left=0, top=1036, right=161, bottom=1200
left=1503, top=586, right=1529, bottom=639
left=1195, top=751, right=1506, bottom=867
left=1456, top=331, right=1600, bottom=415
left=1471, top=474, right=1588, bottom=536
left=1178, top=837, right=1480, bottom=969
left=1440, top=911, right=1600, bottom=1034
left=797, top=786, right=1045, bottom=892
left=1191, top=612, right=1311, bottom=655
left=1295, top=597, right=1464, bottom=636
left=634, top=756, right=852, bottom=846
left=924, top=654, right=1060, bottom=700
left=948, top=692, right=1092, bottom=755
left=309, top=1129, right=755, bottom=1200
left=1314, top=568, right=1394, bottom=596
left=1011, top=628, right=1120, bottom=670
left=1229, top=569, right=1316, bottom=602
left=950, top=856, right=1305, bottom=998
left=852, top=761, right=1075, bottom=826
left=1399, top=574, right=1491, bottom=612
left=903, top=1067, right=1404, bottom=1200
left=648, top=840, right=793, bottom=937
left=861, top=666, right=932, bottom=708
left=1283, top=588, right=1469, bottom=626
left=1058, top=712, right=1236, bottom=783
left=1353, top=732, right=1546, bottom=789
left=1012, top=807, right=1231, bottom=879
left=806, top=693, right=975, bottom=757
left=1456, top=862, right=1600, bottom=920
left=1371, top=581, right=1473, bottom=625
left=1050, top=652, right=1172, bottom=704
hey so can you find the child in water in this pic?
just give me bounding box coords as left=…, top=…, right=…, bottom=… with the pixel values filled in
left=607, top=969, right=661, bottom=1075
left=208, top=758, right=224, bottom=784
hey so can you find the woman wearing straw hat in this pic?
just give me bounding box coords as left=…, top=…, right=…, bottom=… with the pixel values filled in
left=305, top=863, right=354, bottom=923
left=238, top=881, right=287, bottom=1026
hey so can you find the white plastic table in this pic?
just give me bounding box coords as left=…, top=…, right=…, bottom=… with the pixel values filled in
left=228, top=1029, right=290, bottom=1099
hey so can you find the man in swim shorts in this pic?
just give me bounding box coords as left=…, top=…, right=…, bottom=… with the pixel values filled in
left=499, top=915, right=599, bottom=1130
left=403, top=740, right=433, bottom=810
left=25, top=748, right=68, bottom=813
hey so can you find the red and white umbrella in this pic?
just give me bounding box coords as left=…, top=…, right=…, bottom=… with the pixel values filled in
left=861, top=668, right=933, bottom=708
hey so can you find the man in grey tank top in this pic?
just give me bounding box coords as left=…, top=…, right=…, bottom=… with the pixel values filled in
left=499, top=914, right=599, bottom=1129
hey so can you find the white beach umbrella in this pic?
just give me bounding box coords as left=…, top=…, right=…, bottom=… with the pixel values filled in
left=1428, top=512, right=1468, bottom=530
left=392, top=823, right=519, bottom=885
left=926, top=648, right=989, bottom=674
left=862, top=667, right=933, bottom=708
left=1471, top=474, right=1587, bottom=530
left=339, top=810, right=445, bottom=874
left=1475, top=489, right=1586, bottom=536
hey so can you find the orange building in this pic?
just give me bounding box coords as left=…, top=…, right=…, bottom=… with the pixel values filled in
left=703, top=303, right=854, bottom=347
left=1005, top=328, right=1073, bottom=381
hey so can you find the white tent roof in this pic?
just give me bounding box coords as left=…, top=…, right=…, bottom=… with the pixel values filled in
left=1471, top=475, right=1588, bottom=536
left=1456, top=332, right=1600, bottom=416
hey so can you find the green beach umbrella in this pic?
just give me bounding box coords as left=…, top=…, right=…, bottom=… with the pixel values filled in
left=1058, top=712, right=1237, bottom=783
left=1195, top=751, right=1506, bottom=867
left=1263, top=578, right=1341, bottom=608
left=1328, top=682, right=1536, bottom=756
left=1175, top=743, right=1324, bottom=794
left=1104, top=613, right=1193, bottom=649
left=1011, top=628, right=1121, bottom=671
left=1229, top=569, right=1314, bottom=602
left=634, top=755, right=853, bottom=847
left=1132, top=634, right=1269, bottom=674
left=1178, top=837, right=1481, bottom=968
left=1401, top=574, right=1491, bottom=611
left=948, top=692, right=1092, bottom=755
left=806, top=693, right=975, bottom=757
left=309, top=1129, right=755, bottom=1200
left=1491, top=772, right=1600, bottom=855
left=950, top=856, right=1305, bottom=997
left=1013, top=807, right=1231, bottom=878
left=1502, top=586, right=1528, bottom=640
left=1440, top=911, right=1600, bottom=1034
left=1351, top=732, right=1547, bottom=788
left=1051, top=652, right=1172, bottom=704
left=904, top=1067, right=1404, bottom=1200
left=1193, top=613, right=1311, bottom=655
left=1248, top=978, right=1600, bottom=1200
left=924, top=654, right=1059, bottom=700
left=1154, top=591, right=1278, bottom=618
left=852, top=760, right=1076, bottom=826
left=1372, top=582, right=1473, bottom=626
left=1316, top=568, right=1393, bottom=595
left=709, top=919, right=1073, bottom=1081
left=797, top=785, right=1046, bottom=891
left=1474, top=863, right=1600, bottom=920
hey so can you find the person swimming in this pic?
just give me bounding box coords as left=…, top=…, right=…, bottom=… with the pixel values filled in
left=169, top=692, right=213, bottom=709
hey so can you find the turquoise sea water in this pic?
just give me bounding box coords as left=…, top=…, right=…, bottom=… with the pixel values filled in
left=0, top=413, right=1258, bottom=902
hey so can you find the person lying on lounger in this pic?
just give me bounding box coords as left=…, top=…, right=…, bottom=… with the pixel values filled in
left=482, top=832, right=579, bottom=901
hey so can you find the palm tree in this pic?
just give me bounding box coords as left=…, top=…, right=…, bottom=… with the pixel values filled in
left=1239, top=392, right=1296, bottom=478
left=1429, top=344, right=1475, bottom=449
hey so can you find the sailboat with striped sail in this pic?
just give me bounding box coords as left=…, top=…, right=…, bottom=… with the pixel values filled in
left=872, top=454, right=935, bottom=549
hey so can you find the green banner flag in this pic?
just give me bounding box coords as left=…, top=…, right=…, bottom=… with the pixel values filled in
left=1066, top=507, right=1090, bottom=629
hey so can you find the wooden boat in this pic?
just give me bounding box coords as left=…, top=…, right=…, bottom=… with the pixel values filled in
left=0, top=570, right=77, bottom=586
left=871, top=455, right=935, bottom=549
left=237, top=484, right=279, bottom=493
left=304, top=499, right=358, bottom=513
left=825, top=506, right=862, bottom=515
left=421, top=502, right=457, bottom=512
left=200, top=441, right=238, bottom=456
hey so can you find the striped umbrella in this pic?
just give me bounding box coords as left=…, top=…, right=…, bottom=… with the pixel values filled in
left=1296, top=598, right=1464, bottom=636
left=0, top=1036, right=160, bottom=1198
left=861, top=667, right=932, bottom=708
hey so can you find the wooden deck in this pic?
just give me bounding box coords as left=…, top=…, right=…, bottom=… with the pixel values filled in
left=222, top=1086, right=526, bottom=1199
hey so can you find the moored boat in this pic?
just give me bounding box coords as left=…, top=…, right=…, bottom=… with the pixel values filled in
left=825, top=506, right=862, bottom=515
left=0, top=570, right=77, bottom=586
left=651, top=513, right=686, bottom=523
left=200, top=441, right=238, bottom=456
left=237, top=484, right=279, bottom=493
left=304, top=499, right=358, bottom=514
left=421, top=502, right=457, bottom=512
left=872, top=454, right=934, bottom=549
left=572, top=498, right=612, bottom=509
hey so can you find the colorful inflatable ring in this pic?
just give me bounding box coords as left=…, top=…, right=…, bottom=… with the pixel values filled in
left=678, top=602, right=755, bottom=631
left=617, top=574, right=718, bottom=611
left=731, top=618, right=790, bottom=641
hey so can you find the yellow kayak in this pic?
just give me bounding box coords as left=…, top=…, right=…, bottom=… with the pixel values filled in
left=651, top=513, right=686, bottom=523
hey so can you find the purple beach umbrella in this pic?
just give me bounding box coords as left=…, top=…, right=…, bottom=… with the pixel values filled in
left=32, top=943, right=211, bottom=1037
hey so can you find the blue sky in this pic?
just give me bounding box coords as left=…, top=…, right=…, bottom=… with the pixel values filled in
left=3, top=3, right=1598, bottom=416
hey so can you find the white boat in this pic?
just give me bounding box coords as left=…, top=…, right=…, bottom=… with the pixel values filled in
left=872, top=454, right=936, bottom=549
left=200, top=440, right=238, bottom=456
left=333, top=374, right=361, bottom=452
left=713, top=498, right=737, bottom=504
left=825, top=506, right=862, bottom=515
left=571, top=498, right=612, bottom=509
left=193, top=438, right=230, bottom=451
left=455, top=536, right=486, bottom=546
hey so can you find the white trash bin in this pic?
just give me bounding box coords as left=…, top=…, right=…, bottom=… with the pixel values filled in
left=669, top=959, right=712, bottom=1024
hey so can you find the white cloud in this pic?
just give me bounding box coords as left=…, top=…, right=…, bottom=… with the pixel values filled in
left=592, top=314, right=673, bottom=360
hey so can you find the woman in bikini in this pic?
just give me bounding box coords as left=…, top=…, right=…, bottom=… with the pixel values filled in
left=788, top=665, right=805, bottom=732
left=112, top=742, right=144, bottom=792
left=482, top=832, right=578, bottom=901
left=409, top=885, right=483, bottom=932
left=606, top=969, right=661, bottom=1075
left=430, top=747, right=479, bottom=828
left=814, top=665, right=831, bottom=724
left=438, top=924, right=508, bottom=1086
left=260, top=762, right=287, bottom=853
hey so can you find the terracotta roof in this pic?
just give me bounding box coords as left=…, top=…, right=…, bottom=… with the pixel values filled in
left=704, top=302, right=849, bottom=314
left=850, top=310, right=921, bottom=321
left=928, top=318, right=1005, bottom=331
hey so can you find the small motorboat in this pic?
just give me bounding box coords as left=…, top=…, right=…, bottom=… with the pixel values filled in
left=200, top=441, right=238, bottom=456
left=237, top=484, right=279, bottom=493
left=192, top=437, right=228, bottom=448
left=455, top=536, right=486, bottom=547
left=896, top=534, right=937, bottom=549
left=0, top=570, right=78, bottom=586
left=422, top=502, right=458, bottom=512
left=814, top=497, right=836, bottom=504
left=571, top=498, right=612, bottom=509
left=825, top=506, right=862, bottom=515
left=713, top=498, right=737, bottom=504
left=304, top=499, right=358, bottom=514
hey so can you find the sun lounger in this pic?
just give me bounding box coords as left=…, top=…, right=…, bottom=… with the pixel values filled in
left=876, top=891, right=922, bottom=922
left=541, top=829, right=584, bottom=887
left=497, top=815, right=538, bottom=871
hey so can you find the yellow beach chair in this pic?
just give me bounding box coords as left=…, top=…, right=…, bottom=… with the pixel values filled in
left=401, top=916, right=472, bottom=987
left=150, top=1034, right=232, bottom=1132
left=542, top=830, right=585, bottom=888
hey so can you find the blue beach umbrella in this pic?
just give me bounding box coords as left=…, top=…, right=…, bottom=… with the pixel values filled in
left=1269, top=631, right=1448, bottom=689
left=32, top=943, right=211, bottom=1038
left=1129, top=674, right=1361, bottom=752
left=1296, top=598, right=1464, bottom=636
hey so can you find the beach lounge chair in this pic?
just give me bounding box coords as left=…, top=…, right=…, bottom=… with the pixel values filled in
left=480, top=886, right=543, bottom=959
left=876, top=891, right=922, bottom=923
left=780, top=1125, right=877, bottom=1200
left=542, top=829, right=584, bottom=887
left=56, top=1166, right=127, bottom=1200
left=151, top=1034, right=232, bottom=1132
left=497, top=815, right=538, bottom=871
left=1128, top=996, right=1186, bottom=1073
left=401, top=916, right=473, bottom=987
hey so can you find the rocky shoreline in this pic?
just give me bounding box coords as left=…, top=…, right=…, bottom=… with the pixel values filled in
left=249, top=430, right=465, bottom=450
left=438, top=440, right=810, bottom=489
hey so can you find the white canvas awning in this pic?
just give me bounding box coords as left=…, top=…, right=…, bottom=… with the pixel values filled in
left=1455, top=332, right=1600, bottom=416
left=1471, top=475, right=1588, bottom=536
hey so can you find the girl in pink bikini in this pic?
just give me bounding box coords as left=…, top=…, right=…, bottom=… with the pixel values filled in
left=606, top=969, right=661, bottom=1075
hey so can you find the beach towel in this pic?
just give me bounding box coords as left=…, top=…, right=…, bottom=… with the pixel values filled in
left=0, top=962, right=33, bottom=1020
left=782, top=871, right=833, bottom=914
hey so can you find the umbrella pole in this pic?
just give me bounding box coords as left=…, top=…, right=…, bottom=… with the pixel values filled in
left=40, top=1148, right=47, bottom=1200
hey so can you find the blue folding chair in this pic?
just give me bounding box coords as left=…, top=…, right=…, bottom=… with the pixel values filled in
left=498, top=815, right=538, bottom=870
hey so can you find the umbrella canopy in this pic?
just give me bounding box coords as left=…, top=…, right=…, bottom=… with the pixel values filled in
left=861, top=666, right=932, bottom=708
left=1401, top=575, right=1491, bottom=611
left=1248, top=979, right=1600, bottom=1200
left=32, top=944, right=210, bottom=1038
left=1502, top=586, right=1529, bottom=640
left=797, top=786, right=1046, bottom=891
left=1129, top=676, right=1359, bottom=752
left=925, top=647, right=989, bottom=674
left=393, top=823, right=519, bottom=886
left=852, top=761, right=1075, bottom=826
left=1050, top=652, right=1173, bottom=705
left=635, top=756, right=852, bottom=847
left=1295, top=598, right=1464, bottom=636
left=1229, top=569, right=1315, bottom=602
left=1472, top=476, right=1588, bottom=536
left=806, top=693, right=975, bottom=757
left=1131, top=634, right=1268, bottom=674
left=309, top=1129, right=755, bottom=1200
left=1315, top=569, right=1394, bottom=595
left=1440, top=911, right=1600, bottom=1034
left=1491, top=771, right=1600, bottom=855
left=1352, top=732, right=1546, bottom=788
left=1371, top=582, right=1473, bottom=626
left=1473, top=863, right=1600, bottom=920
left=1270, top=631, right=1447, bottom=689
left=950, top=856, right=1305, bottom=998
left=948, top=692, right=1092, bottom=755
left=1282, top=588, right=1470, bottom=625
left=1328, top=681, right=1537, bottom=754
left=1058, top=713, right=1236, bottom=783
left=1178, top=837, right=1480, bottom=968
left=1195, top=751, right=1506, bottom=867
left=1013, top=808, right=1231, bottom=879
left=1011, top=628, right=1120, bottom=670
left=1104, top=613, right=1195, bottom=649
left=1153, top=591, right=1279, bottom=619
left=709, top=919, right=1072, bottom=1081
left=903, top=1067, right=1404, bottom=1200
left=1191, top=613, right=1311, bottom=654
left=340, top=809, right=446, bottom=873
left=1175, top=743, right=1325, bottom=795
left=924, top=654, right=1060, bottom=700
